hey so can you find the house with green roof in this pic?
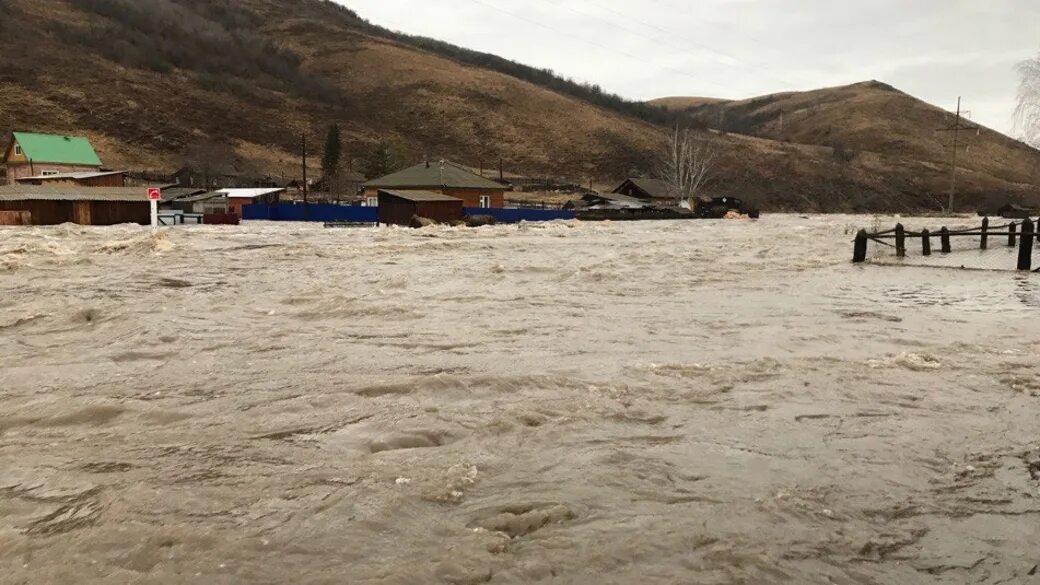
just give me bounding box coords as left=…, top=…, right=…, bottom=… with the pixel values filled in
left=363, top=160, right=509, bottom=208
left=2, top=132, right=104, bottom=185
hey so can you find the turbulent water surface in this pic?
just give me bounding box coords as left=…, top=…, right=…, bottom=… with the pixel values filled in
left=1, top=217, right=1038, bottom=584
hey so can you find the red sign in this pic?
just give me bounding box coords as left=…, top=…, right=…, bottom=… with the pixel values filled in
left=147, top=187, right=161, bottom=201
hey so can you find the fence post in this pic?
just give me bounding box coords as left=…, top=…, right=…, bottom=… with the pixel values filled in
left=940, top=227, right=952, bottom=254
left=921, top=229, right=931, bottom=256
left=853, top=230, right=868, bottom=263
left=1009, top=222, right=1017, bottom=247
left=1019, top=219, right=1034, bottom=271
left=895, top=223, right=906, bottom=258
left=980, top=217, right=989, bottom=250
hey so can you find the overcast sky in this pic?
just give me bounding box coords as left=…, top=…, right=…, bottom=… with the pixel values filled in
left=341, top=0, right=1039, bottom=135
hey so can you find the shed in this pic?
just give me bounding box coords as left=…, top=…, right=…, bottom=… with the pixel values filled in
left=0, top=185, right=151, bottom=225
left=377, top=189, right=463, bottom=227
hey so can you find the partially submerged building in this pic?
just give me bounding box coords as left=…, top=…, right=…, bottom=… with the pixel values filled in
left=612, top=178, right=674, bottom=205
left=0, top=185, right=150, bottom=225
left=2, top=133, right=104, bottom=185
left=364, top=160, right=508, bottom=208
left=377, top=189, right=463, bottom=226
left=219, top=187, right=284, bottom=216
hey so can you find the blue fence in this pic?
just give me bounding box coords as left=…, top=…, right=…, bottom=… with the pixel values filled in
left=243, top=203, right=575, bottom=224
left=462, top=208, right=576, bottom=223
left=243, top=203, right=378, bottom=223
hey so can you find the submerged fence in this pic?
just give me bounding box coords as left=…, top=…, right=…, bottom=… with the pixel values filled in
left=243, top=203, right=575, bottom=224
left=854, top=217, right=1039, bottom=271
left=243, top=204, right=378, bottom=223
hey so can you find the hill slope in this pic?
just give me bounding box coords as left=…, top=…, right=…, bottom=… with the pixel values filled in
left=0, top=0, right=1037, bottom=212
left=650, top=82, right=1040, bottom=210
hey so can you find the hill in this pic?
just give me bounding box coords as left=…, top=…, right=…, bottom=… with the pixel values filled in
left=650, top=82, right=1040, bottom=211
left=0, top=0, right=1037, bottom=212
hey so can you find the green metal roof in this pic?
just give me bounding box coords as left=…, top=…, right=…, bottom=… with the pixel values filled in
left=9, top=132, right=103, bottom=166
left=365, top=160, right=508, bottom=191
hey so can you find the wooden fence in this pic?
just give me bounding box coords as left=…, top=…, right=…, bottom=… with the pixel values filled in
left=853, top=217, right=1038, bottom=271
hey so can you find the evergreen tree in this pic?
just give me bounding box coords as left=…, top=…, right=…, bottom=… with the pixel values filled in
left=322, top=124, right=342, bottom=178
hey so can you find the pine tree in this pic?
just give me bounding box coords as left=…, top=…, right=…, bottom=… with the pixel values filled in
left=322, top=124, right=342, bottom=179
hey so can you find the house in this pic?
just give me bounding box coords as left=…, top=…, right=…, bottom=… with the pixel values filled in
left=16, top=170, right=127, bottom=187
left=0, top=184, right=150, bottom=225
left=2, top=133, right=104, bottom=185
left=612, top=178, right=675, bottom=204
left=219, top=187, right=285, bottom=216
left=364, top=160, right=509, bottom=208
left=377, top=189, right=463, bottom=226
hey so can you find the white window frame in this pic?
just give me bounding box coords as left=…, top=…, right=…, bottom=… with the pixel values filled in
left=14, top=144, right=22, bottom=156
left=479, top=195, right=491, bottom=209
left=40, top=170, right=60, bottom=176
left=366, top=197, right=378, bottom=207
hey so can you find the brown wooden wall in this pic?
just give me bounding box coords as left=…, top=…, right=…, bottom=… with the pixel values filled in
left=0, top=200, right=148, bottom=225
left=378, top=195, right=463, bottom=226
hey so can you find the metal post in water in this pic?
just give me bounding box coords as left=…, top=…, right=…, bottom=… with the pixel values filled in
left=895, top=224, right=906, bottom=258
left=980, top=217, right=988, bottom=250
left=921, top=229, right=931, bottom=256
left=1019, top=219, right=1034, bottom=271
left=853, top=230, right=868, bottom=263
left=940, top=227, right=951, bottom=254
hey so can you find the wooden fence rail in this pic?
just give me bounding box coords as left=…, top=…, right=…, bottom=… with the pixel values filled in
left=853, top=217, right=1039, bottom=271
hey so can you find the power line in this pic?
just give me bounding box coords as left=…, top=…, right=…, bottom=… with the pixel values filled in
left=935, top=96, right=980, bottom=213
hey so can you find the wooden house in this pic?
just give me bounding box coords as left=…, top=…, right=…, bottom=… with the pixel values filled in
left=2, top=133, right=104, bottom=185
left=364, top=160, right=509, bottom=208
left=612, top=178, right=675, bottom=205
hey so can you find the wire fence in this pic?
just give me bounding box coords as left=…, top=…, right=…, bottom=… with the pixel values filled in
left=853, top=217, right=1040, bottom=272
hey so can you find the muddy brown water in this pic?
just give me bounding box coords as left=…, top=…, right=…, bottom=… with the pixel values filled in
left=1, top=217, right=1038, bottom=584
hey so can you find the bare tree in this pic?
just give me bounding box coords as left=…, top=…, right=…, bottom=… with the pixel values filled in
left=658, top=125, right=717, bottom=206
left=1015, top=53, right=1040, bottom=147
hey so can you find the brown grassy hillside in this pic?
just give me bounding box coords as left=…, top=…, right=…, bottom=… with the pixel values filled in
left=650, top=82, right=1040, bottom=210
left=0, top=0, right=1037, bottom=211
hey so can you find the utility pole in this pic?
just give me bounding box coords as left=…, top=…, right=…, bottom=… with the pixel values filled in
left=301, top=133, right=309, bottom=221
left=935, top=97, right=979, bottom=213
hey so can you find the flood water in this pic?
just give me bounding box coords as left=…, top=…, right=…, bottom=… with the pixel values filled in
left=1, top=216, right=1038, bottom=584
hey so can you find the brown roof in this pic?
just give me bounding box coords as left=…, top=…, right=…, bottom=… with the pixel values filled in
left=0, top=185, right=151, bottom=202
left=614, top=178, right=673, bottom=200
left=365, top=160, right=508, bottom=191
left=378, top=189, right=463, bottom=203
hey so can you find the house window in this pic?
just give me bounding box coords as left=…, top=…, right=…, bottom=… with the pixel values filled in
left=14, top=144, right=21, bottom=156
left=366, top=197, right=378, bottom=207
left=41, top=170, right=60, bottom=176
left=479, top=195, right=491, bottom=209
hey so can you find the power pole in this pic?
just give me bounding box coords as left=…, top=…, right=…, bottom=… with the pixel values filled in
left=301, top=133, right=308, bottom=205
left=935, top=97, right=979, bottom=213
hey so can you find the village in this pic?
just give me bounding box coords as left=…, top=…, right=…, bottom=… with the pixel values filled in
left=0, top=131, right=755, bottom=228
